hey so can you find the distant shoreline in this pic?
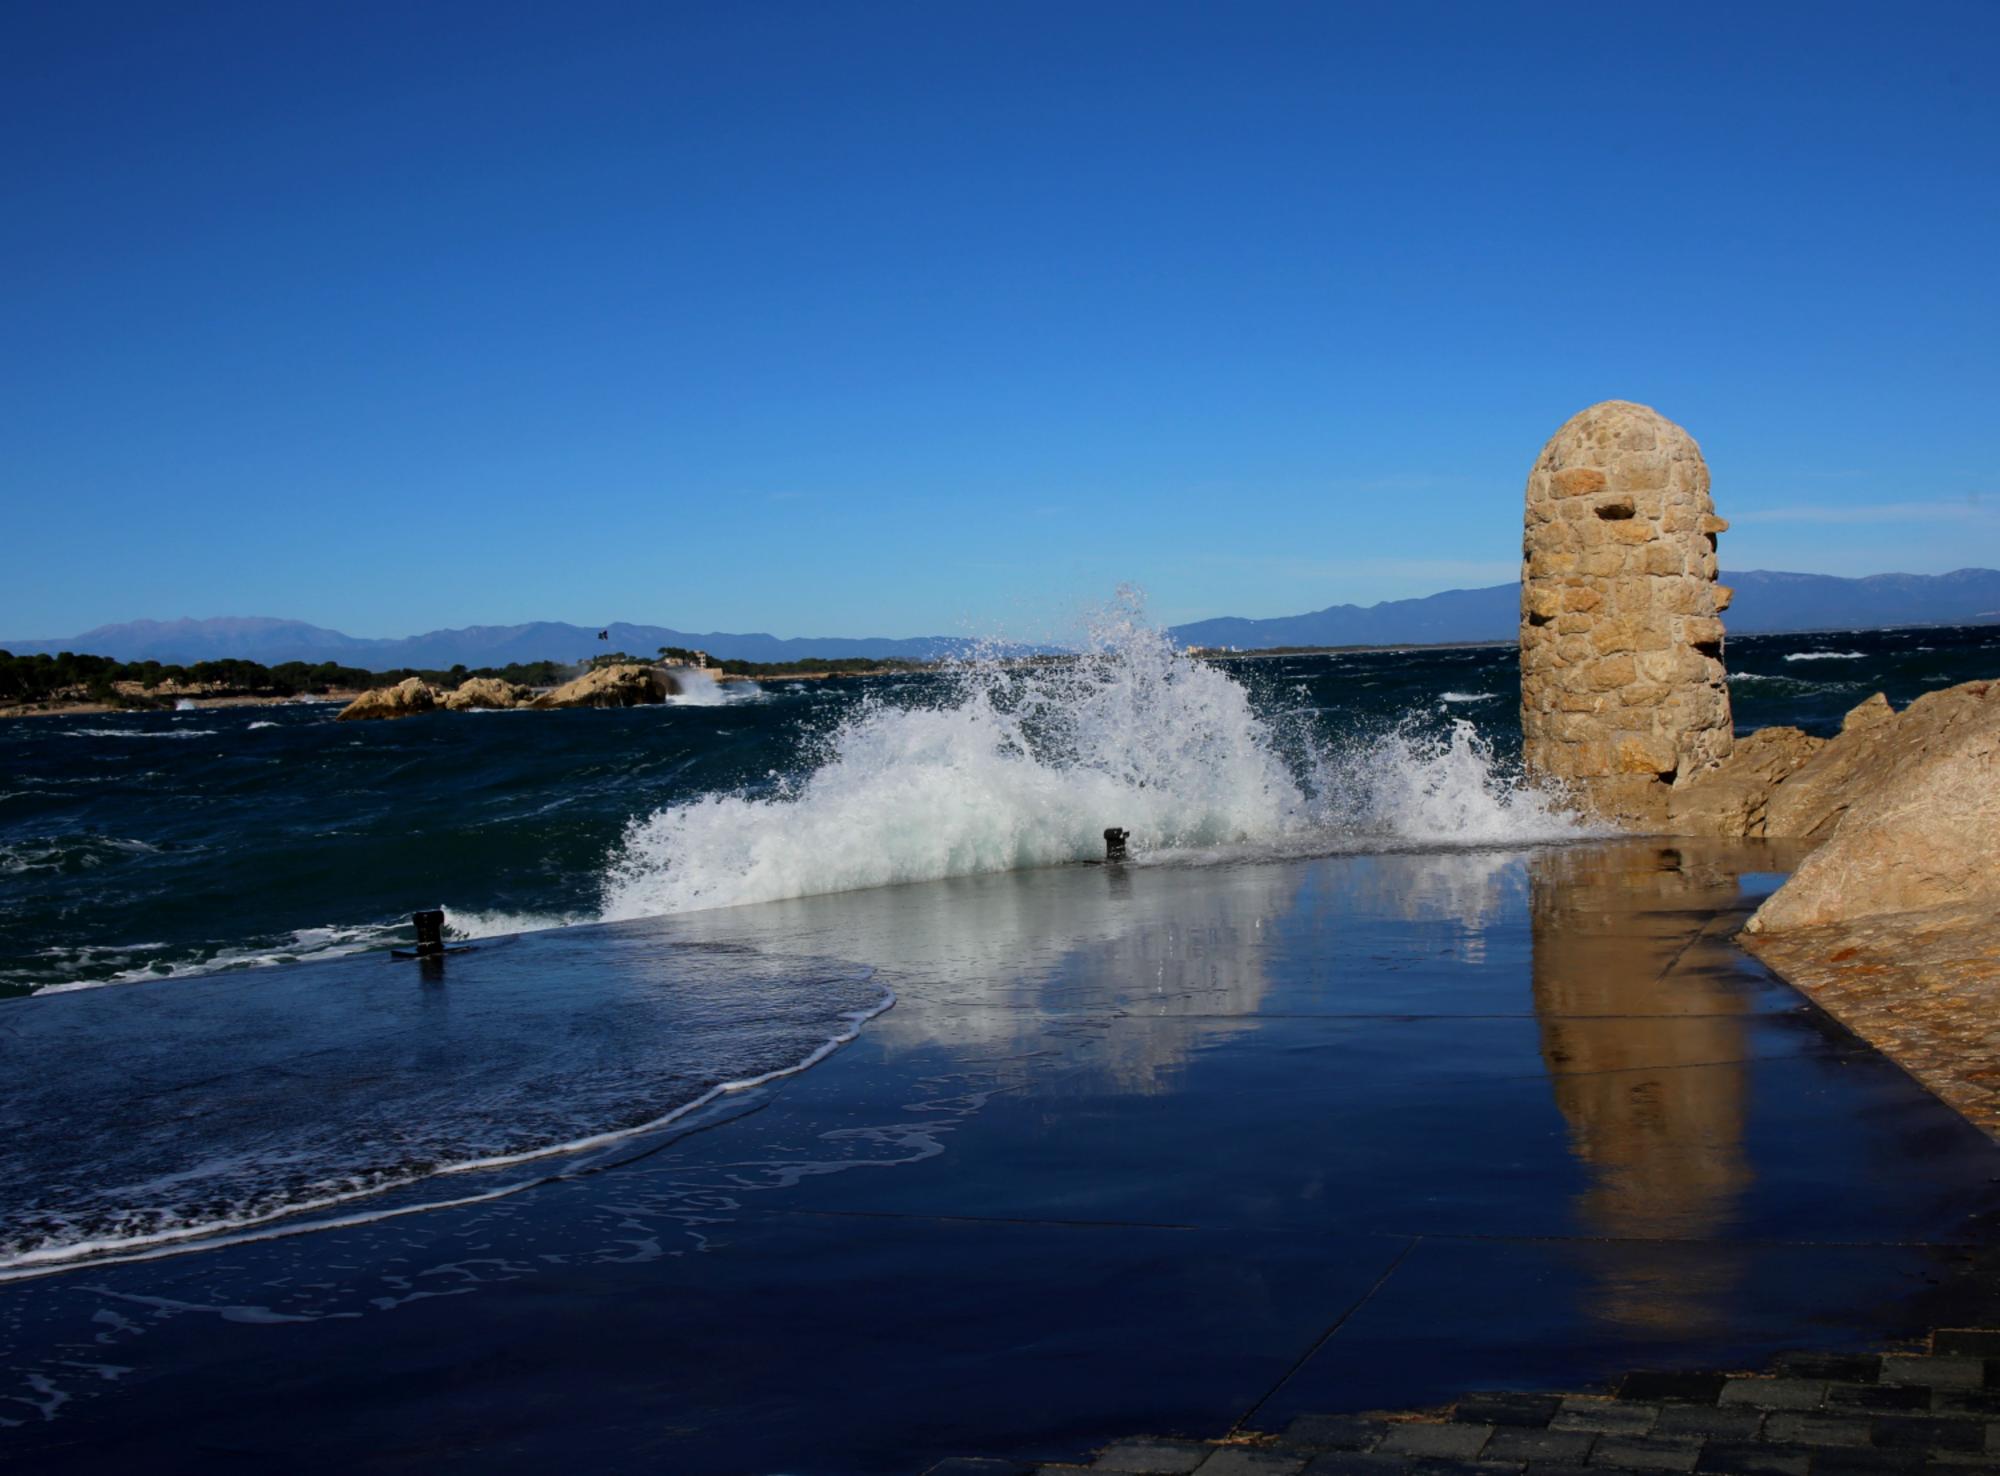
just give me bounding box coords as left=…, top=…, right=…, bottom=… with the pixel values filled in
left=0, top=693, right=362, bottom=721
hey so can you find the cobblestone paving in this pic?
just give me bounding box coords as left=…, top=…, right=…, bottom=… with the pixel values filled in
left=1748, top=905, right=2000, bottom=1140
left=925, top=1329, right=2000, bottom=1476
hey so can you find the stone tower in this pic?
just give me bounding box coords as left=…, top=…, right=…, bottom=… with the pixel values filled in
left=1520, top=401, right=1733, bottom=826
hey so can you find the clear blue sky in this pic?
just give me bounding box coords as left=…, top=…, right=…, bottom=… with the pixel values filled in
left=4, top=1, right=1996, bottom=641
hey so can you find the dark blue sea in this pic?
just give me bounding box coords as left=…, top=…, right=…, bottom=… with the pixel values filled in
left=1, top=613, right=1993, bottom=1273
left=5, top=619, right=1995, bottom=1002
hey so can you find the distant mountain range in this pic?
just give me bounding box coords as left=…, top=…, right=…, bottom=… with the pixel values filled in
left=1167, top=568, right=2000, bottom=650
left=0, top=618, right=983, bottom=668
left=7, top=568, right=1997, bottom=668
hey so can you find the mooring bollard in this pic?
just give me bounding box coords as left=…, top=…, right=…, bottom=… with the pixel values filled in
left=412, top=908, right=446, bottom=958
left=1103, top=827, right=1129, bottom=863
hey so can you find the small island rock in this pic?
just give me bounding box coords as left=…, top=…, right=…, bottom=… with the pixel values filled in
left=444, top=677, right=533, bottom=711
left=335, top=677, right=442, bottom=722
left=530, top=664, right=678, bottom=710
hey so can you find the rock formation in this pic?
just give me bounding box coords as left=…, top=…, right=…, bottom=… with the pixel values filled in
left=530, top=663, right=678, bottom=710
left=1520, top=401, right=1733, bottom=826
left=443, top=677, right=532, bottom=711
left=1745, top=679, right=1999, bottom=932
left=335, top=677, right=442, bottom=722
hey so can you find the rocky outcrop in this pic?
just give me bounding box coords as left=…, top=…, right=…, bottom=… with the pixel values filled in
left=530, top=663, right=678, bottom=710
left=443, top=677, right=532, bottom=711
left=1519, top=401, right=1733, bottom=827
left=1664, top=725, right=1823, bottom=839
left=335, top=677, right=442, bottom=722
left=1745, top=679, right=1999, bottom=932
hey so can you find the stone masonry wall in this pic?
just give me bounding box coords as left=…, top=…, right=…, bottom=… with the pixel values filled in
left=1521, top=401, right=1733, bottom=826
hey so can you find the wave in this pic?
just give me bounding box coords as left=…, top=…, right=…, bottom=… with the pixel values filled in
left=1439, top=691, right=1497, bottom=704
left=663, top=669, right=761, bottom=706
left=600, top=592, right=1597, bottom=919
left=0, top=973, right=894, bottom=1277
left=26, top=909, right=581, bottom=995
left=1784, top=651, right=1866, bottom=661
left=63, top=727, right=215, bottom=740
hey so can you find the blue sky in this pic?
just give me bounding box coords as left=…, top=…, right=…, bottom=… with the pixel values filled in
left=4, top=1, right=1996, bottom=641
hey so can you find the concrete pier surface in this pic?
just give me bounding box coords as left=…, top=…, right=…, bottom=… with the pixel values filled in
left=3, top=839, right=1998, bottom=1473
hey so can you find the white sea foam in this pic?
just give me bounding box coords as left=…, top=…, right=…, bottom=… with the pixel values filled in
left=441, top=907, right=583, bottom=940
left=1439, top=691, right=1496, bottom=704
left=35, top=923, right=398, bottom=993
left=247, top=720, right=279, bottom=730
left=1784, top=650, right=1866, bottom=661
left=64, top=728, right=213, bottom=740
left=601, top=591, right=1597, bottom=919
left=663, top=669, right=760, bottom=706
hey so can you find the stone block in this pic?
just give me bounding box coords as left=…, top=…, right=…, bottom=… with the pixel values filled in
left=1868, top=1415, right=1984, bottom=1450
left=1299, top=1455, right=1409, bottom=1476
left=1551, top=467, right=1609, bottom=497
left=1691, top=1443, right=1808, bottom=1476
left=1095, top=1440, right=1212, bottom=1473
left=1378, top=1424, right=1492, bottom=1459
left=1553, top=1399, right=1659, bottom=1435
left=1717, top=1380, right=1827, bottom=1411
left=1286, top=1418, right=1390, bottom=1451
left=1758, top=1413, right=1874, bottom=1447
left=1651, top=1407, right=1763, bottom=1441
left=1879, top=1355, right=1987, bottom=1389
left=1484, top=1428, right=1595, bottom=1462
left=1823, top=1383, right=1928, bottom=1413
left=1589, top=1436, right=1701, bottom=1470
left=1195, top=1451, right=1309, bottom=1476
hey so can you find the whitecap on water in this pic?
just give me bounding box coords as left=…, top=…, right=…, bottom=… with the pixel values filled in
left=600, top=589, right=1599, bottom=919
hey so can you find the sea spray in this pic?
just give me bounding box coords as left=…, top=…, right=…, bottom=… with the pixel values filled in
left=600, top=593, right=1593, bottom=918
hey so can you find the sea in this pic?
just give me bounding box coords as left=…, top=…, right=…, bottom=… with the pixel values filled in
left=2, top=604, right=1995, bottom=1273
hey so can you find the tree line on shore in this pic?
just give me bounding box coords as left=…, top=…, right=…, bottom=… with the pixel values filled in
left=0, top=648, right=933, bottom=707
left=0, top=651, right=575, bottom=707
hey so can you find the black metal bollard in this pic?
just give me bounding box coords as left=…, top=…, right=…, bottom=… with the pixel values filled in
left=1103, top=827, right=1129, bottom=863
left=412, top=909, right=446, bottom=958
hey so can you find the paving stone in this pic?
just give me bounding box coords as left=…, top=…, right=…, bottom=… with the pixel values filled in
left=1693, top=1443, right=1811, bottom=1476
left=1553, top=1400, right=1660, bottom=1436
left=1654, top=1407, right=1765, bottom=1442
left=1287, top=1418, right=1391, bottom=1451
left=1586, top=1436, right=1702, bottom=1471
left=1772, top=1355, right=1882, bottom=1384
left=1990, top=1424, right=2000, bottom=1455
left=1195, top=1450, right=1310, bottom=1476
left=1805, top=1450, right=1925, bottom=1476
left=1379, top=1424, right=1494, bottom=1459
left=926, top=1461, right=1034, bottom=1476
left=1867, top=1417, right=1985, bottom=1452
left=1302, top=1455, right=1411, bottom=1476
left=1931, top=1332, right=2000, bottom=1359
left=1405, top=1461, right=1522, bottom=1476
left=1931, top=1389, right=2000, bottom=1417
left=1620, top=1374, right=1731, bottom=1405
left=1826, top=1385, right=1931, bottom=1414
left=1095, top=1441, right=1213, bottom=1473
left=1719, top=1381, right=1830, bottom=1412
left=1760, top=1413, right=1875, bottom=1447
left=1484, top=1429, right=1596, bottom=1463
left=1879, top=1357, right=1988, bottom=1390
left=1454, top=1395, right=1562, bottom=1428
